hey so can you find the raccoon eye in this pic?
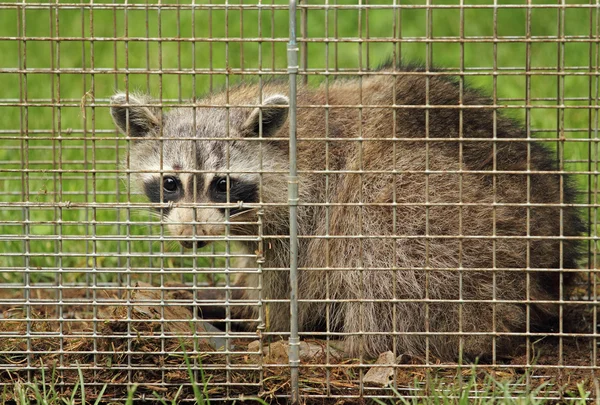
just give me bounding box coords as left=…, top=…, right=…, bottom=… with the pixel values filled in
left=163, top=176, right=179, bottom=193
left=216, top=178, right=228, bottom=193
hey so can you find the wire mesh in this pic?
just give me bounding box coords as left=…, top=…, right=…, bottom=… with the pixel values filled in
left=0, top=1, right=599, bottom=403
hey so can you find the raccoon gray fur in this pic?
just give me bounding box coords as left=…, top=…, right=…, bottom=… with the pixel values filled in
left=110, top=65, right=584, bottom=362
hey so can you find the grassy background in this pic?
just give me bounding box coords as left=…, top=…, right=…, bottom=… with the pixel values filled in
left=0, top=0, right=597, bottom=278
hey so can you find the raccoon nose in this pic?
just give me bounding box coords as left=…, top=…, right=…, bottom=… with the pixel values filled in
left=180, top=240, right=209, bottom=249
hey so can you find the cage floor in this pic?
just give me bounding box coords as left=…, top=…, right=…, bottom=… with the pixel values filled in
left=0, top=286, right=598, bottom=403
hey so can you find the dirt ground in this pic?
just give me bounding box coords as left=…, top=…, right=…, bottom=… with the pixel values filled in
left=0, top=283, right=597, bottom=403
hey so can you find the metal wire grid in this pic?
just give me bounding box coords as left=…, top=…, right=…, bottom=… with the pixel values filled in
left=0, top=1, right=599, bottom=403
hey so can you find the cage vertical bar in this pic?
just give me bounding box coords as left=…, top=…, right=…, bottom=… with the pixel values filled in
left=287, top=0, right=300, bottom=403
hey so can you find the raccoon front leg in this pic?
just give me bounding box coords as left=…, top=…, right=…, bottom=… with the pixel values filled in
left=192, top=288, right=248, bottom=332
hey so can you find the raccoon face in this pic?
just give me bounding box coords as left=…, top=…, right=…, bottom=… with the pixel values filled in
left=110, top=92, right=289, bottom=249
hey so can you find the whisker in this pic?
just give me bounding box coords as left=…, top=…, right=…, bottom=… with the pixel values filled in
left=128, top=208, right=164, bottom=221
left=229, top=208, right=259, bottom=220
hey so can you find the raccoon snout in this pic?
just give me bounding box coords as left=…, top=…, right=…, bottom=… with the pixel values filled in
left=168, top=208, right=224, bottom=249
left=180, top=240, right=208, bottom=249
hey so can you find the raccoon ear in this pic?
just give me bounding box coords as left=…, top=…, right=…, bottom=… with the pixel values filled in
left=110, top=93, right=160, bottom=138
left=241, top=95, right=289, bottom=138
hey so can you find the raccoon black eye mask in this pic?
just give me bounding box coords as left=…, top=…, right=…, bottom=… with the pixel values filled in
left=142, top=174, right=258, bottom=216
left=110, top=63, right=587, bottom=362
left=144, top=176, right=183, bottom=205
left=141, top=176, right=181, bottom=217
left=208, top=177, right=258, bottom=216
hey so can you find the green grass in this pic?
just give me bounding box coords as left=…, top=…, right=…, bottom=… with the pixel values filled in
left=5, top=354, right=274, bottom=405
left=1, top=0, right=598, bottom=275
left=372, top=370, right=597, bottom=405
left=5, top=362, right=597, bottom=404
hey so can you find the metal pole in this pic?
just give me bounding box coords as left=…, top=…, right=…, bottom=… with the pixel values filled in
left=300, top=0, right=308, bottom=86
left=287, top=0, right=300, bottom=403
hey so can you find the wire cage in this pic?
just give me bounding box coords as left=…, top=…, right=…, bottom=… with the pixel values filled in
left=0, top=0, right=599, bottom=403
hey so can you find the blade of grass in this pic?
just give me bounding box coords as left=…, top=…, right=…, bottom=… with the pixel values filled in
left=93, top=384, right=108, bottom=405
left=125, top=384, right=138, bottom=405
left=182, top=349, right=208, bottom=405
left=76, top=362, right=85, bottom=405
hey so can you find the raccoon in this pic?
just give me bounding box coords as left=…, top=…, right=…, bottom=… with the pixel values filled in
left=110, top=65, right=584, bottom=362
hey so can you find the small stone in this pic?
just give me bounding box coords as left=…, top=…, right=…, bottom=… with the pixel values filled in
left=364, top=351, right=396, bottom=387
left=247, top=340, right=262, bottom=352
left=264, top=340, right=290, bottom=364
